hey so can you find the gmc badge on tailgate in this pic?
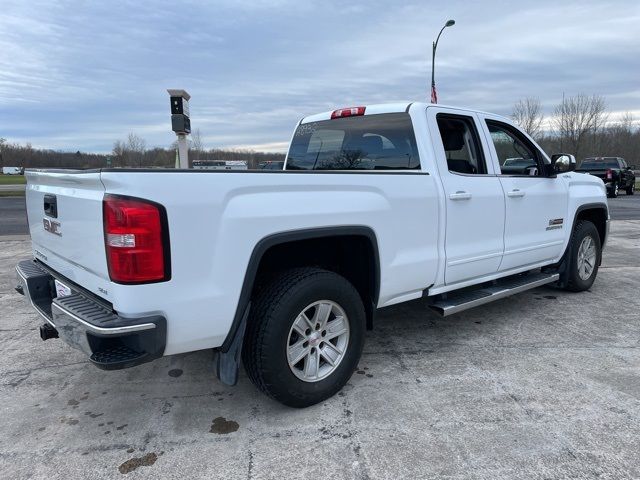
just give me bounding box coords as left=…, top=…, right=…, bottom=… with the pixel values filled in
left=43, top=218, right=62, bottom=236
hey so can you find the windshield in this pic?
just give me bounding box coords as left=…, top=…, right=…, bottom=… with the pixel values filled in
left=580, top=158, right=619, bottom=169
left=286, top=113, right=420, bottom=171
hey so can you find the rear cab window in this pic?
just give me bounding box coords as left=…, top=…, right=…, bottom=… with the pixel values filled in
left=286, top=113, right=420, bottom=171
left=580, top=158, right=620, bottom=169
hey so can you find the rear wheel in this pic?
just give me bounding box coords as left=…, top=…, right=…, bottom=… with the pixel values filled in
left=626, top=182, right=635, bottom=195
left=242, top=268, right=366, bottom=408
left=609, top=182, right=619, bottom=198
left=565, top=220, right=601, bottom=292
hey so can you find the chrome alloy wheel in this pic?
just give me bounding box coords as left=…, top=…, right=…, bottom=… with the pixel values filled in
left=286, top=300, right=350, bottom=382
left=577, top=235, right=597, bottom=281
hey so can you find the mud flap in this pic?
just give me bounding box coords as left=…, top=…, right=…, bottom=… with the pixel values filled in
left=215, top=303, right=250, bottom=386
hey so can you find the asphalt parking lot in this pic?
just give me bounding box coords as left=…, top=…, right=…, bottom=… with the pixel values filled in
left=1, top=220, right=639, bottom=479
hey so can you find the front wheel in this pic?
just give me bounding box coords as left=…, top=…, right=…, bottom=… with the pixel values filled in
left=564, top=220, right=601, bottom=292
left=626, top=182, right=635, bottom=195
left=242, top=268, right=366, bottom=408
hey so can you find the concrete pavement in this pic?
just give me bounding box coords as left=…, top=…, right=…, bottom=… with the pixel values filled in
left=0, top=221, right=639, bottom=479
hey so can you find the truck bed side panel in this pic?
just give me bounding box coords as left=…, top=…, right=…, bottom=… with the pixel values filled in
left=99, top=171, right=440, bottom=355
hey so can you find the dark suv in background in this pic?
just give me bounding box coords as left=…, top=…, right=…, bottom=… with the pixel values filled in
left=576, top=157, right=636, bottom=197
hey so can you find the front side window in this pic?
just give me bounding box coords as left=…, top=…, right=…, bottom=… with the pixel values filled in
left=286, top=113, right=420, bottom=170
left=436, top=114, right=487, bottom=174
left=486, top=121, right=543, bottom=175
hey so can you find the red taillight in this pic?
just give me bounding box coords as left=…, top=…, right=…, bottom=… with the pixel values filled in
left=606, top=169, right=613, bottom=180
left=103, top=195, right=169, bottom=284
left=331, top=106, right=366, bottom=119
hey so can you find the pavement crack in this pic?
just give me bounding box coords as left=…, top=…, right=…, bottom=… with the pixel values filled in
left=246, top=450, right=254, bottom=480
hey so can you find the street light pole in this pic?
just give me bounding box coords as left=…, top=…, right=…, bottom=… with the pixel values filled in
left=431, top=19, right=455, bottom=104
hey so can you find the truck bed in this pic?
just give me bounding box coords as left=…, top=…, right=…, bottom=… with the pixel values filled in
left=24, top=168, right=440, bottom=355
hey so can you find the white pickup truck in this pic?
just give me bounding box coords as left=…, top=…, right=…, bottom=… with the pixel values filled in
left=16, top=102, right=608, bottom=407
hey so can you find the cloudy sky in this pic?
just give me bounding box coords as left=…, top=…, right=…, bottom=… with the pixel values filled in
left=1, top=0, right=638, bottom=153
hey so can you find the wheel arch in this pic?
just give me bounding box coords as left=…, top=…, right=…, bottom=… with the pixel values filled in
left=552, top=202, right=609, bottom=288
left=572, top=202, right=609, bottom=251
left=221, top=226, right=381, bottom=353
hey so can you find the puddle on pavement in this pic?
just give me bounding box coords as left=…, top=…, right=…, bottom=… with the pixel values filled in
left=209, top=416, right=239, bottom=434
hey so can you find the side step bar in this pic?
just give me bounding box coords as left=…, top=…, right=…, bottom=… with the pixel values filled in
left=428, top=272, right=559, bottom=317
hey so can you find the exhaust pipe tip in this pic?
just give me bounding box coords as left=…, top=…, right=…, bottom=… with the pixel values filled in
left=39, top=324, right=59, bottom=341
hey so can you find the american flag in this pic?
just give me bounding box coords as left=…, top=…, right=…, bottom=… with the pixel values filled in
left=430, top=84, right=438, bottom=104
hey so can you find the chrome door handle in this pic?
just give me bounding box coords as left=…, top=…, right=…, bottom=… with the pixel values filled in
left=507, top=189, right=525, bottom=198
left=449, top=191, right=472, bottom=200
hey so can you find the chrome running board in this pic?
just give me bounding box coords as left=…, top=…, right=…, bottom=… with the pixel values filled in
left=428, top=272, right=560, bottom=317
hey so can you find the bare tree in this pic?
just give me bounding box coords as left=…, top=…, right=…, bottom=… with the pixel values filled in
left=112, top=140, right=126, bottom=168
left=189, top=128, right=204, bottom=159
left=126, top=133, right=146, bottom=167
left=618, top=111, right=635, bottom=132
left=552, top=94, right=608, bottom=159
left=512, top=97, right=544, bottom=139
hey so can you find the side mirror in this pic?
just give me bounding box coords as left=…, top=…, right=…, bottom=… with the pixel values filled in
left=551, top=153, right=576, bottom=173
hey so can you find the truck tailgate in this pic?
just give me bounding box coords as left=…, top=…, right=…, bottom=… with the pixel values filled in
left=576, top=170, right=607, bottom=180
left=25, top=170, right=109, bottom=297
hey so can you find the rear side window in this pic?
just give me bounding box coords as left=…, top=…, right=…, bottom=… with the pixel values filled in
left=286, top=113, right=420, bottom=170
left=436, top=114, right=487, bottom=174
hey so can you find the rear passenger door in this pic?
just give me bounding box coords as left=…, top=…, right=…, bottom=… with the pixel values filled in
left=427, top=107, right=505, bottom=285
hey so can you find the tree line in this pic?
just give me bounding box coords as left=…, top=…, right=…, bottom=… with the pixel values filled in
left=1, top=95, right=638, bottom=170
left=0, top=129, right=285, bottom=170
left=512, top=94, right=638, bottom=163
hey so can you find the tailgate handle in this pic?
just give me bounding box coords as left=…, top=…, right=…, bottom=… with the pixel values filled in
left=44, top=194, right=58, bottom=218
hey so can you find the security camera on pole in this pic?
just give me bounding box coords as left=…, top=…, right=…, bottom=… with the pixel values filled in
left=167, top=89, right=191, bottom=168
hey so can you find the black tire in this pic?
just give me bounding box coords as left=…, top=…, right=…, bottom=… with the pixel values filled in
left=565, top=220, right=601, bottom=292
left=626, top=182, right=635, bottom=195
left=242, top=268, right=366, bottom=408
left=608, top=182, right=619, bottom=198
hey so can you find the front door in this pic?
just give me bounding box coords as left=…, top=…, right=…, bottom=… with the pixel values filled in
left=428, top=108, right=505, bottom=285
left=480, top=118, right=568, bottom=271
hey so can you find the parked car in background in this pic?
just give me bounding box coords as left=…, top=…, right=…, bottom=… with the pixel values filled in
left=576, top=157, right=636, bottom=197
left=2, top=166, right=24, bottom=175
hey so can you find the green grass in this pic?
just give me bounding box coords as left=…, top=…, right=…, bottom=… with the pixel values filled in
left=0, top=190, right=24, bottom=197
left=0, top=175, right=26, bottom=185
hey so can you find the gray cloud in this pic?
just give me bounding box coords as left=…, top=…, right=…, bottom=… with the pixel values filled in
left=1, top=0, right=638, bottom=152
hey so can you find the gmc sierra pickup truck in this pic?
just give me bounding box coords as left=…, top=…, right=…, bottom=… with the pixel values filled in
left=15, top=102, right=609, bottom=407
left=575, top=156, right=636, bottom=197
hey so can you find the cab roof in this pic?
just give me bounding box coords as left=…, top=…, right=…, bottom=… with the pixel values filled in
left=300, top=102, right=507, bottom=124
